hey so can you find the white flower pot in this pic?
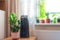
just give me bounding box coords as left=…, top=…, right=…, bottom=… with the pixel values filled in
left=11, top=32, right=19, bottom=39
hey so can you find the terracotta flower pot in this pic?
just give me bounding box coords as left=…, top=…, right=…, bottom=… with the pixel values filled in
left=46, top=19, right=50, bottom=23
left=40, top=20, right=45, bottom=23
left=11, top=32, right=19, bottom=40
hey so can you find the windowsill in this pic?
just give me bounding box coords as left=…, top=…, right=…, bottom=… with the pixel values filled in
left=35, top=23, right=60, bottom=26
left=35, top=23, right=60, bottom=30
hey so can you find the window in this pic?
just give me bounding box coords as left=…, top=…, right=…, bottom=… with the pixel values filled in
left=46, top=0, right=60, bottom=12
left=19, top=0, right=60, bottom=24
left=37, top=0, right=60, bottom=23
left=45, top=0, right=60, bottom=21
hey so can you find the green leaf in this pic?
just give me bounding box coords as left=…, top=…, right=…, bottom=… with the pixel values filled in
left=52, top=14, right=56, bottom=17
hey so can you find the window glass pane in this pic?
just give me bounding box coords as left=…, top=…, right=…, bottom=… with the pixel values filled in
left=45, top=0, right=60, bottom=12
left=45, top=0, right=60, bottom=21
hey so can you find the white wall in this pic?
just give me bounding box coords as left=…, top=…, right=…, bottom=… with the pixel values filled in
left=0, top=10, right=5, bottom=40
left=34, top=30, right=60, bottom=40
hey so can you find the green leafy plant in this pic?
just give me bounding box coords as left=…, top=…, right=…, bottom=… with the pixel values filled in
left=52, top=14, right=57, bottom=23
left=10, top=12, right=20, bottom=32
left=38, top=0, right=46, bottom=19
left=52, top=14, right=56, bottom=17
left=46, top=13, right=49, bottom=18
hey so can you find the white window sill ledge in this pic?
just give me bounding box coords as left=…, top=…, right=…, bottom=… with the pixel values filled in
left=35, top=23, right=60, bottom=26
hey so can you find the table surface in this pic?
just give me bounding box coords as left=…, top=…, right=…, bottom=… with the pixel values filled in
left=4, top=36, right=37, bottom=40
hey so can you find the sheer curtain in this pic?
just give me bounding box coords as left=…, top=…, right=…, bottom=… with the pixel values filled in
left=18, top=0, right=37, bottom=25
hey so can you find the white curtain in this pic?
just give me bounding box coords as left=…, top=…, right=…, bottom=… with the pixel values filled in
left=18, top=0, right=37, bottom=25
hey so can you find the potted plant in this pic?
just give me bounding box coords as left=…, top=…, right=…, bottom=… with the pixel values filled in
left=38, top=0, right=46, bottom=23
left=35, top=17, right=40, bottom=23
left=10, top=12, right=20, bottom=39
left=52, top=14, right=57, bottom=23
left=57, top=17, right=60, bottom=23
left=46, top=13, right=50, bottom=23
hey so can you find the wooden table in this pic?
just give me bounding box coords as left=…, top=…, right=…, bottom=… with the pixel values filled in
left=4, top=36, right=37, bottom=40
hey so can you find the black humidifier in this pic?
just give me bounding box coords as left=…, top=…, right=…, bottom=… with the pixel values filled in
left=20, top=15, right=29, bottom=38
